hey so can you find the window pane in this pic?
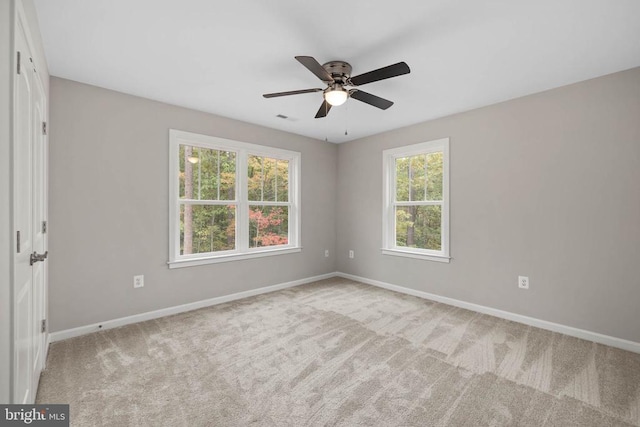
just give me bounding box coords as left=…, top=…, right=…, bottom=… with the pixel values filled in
left=179, top=145, right=236, bottom=201
left=180, top=204, right=236, bottom=254
left=179, top=144, right=186, bottom=198
left=248, top=155, right=289, bottom=202
left=396, top=153, right=443, bottom=202
left=410, top=154, right=427, bottom=201
left=249, top=205, right=288, bottom=248
left=395, top=205, right=441, bottom=251
left=395, top=157, right=409, bottom=201
left=427, top=152, right=443, bottom=200
left=276, top=160, right=289, bottom=202
left=262, top=157, right=276, bottom=201
left=247, top=156, right=263, bottom=201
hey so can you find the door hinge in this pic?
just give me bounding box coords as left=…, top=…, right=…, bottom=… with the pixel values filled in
left=42, top=122, right=47, bottom=135
left=41, top=319, right=47, bottom=333
left=42, top=221, right=47, bottom=234
left=16, top=231, right=20, bottom=253
left=17, top=51, right=21, bottom=74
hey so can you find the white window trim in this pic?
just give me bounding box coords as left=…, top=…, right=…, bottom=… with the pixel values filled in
left=168, top=129, right=301, bottom=268
left=382, top=137, right=450, bottom=263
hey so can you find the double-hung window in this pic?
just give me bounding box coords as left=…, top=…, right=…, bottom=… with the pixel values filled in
left=382, top=138, right=450, bottom=262
left=169, top=130, right=301, bottom=268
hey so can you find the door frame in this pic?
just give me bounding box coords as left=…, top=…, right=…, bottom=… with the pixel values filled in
left=0, top=0, right=15, bottom=405
left=9, top=0, right=49, bottom=404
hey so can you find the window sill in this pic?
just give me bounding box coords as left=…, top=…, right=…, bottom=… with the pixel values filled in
left=168, top=247, right=302, bottom=269
left=381, top=248, right=451, bottom=263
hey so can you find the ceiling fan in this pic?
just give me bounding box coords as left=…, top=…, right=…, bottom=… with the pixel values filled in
left=263, top=56, right=410, bottom=118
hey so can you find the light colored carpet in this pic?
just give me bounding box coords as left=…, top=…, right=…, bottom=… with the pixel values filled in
left=37, top=278, right=640, bottom=426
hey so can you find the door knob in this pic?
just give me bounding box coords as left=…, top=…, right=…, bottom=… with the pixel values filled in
left=30, top=251, right=48, bottom=266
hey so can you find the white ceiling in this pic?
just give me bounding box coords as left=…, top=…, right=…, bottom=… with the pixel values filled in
left=34, top=0, right=640, bottom=143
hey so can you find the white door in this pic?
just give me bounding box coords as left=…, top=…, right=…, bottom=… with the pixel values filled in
left=14, top=21, right=34, bottom=404
left=13, top=8, right=48, bottom=404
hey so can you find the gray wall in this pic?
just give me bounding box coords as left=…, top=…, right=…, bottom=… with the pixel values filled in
left=48, top=77, right=338, bottom=332
left=337, top=67, right=640, bottom=343
left=50, top=68, right=640, bottom=344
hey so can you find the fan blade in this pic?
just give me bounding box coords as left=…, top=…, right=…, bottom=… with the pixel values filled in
left=263, top=88, right=323, bottom=98
left=350, top=90, right=394, bottom=110
left=314, top=100, right=332, bottom=118
left=349, top=62, right=410, bottom=86
left=295, top=56, right=334, bottom=83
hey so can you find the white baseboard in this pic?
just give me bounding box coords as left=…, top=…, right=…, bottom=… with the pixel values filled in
left=336, top=272, right=640, bottom=354
left=49, top=272, right=336, bottom=343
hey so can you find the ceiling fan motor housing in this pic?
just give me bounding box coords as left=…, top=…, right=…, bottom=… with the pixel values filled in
left=322, top=61, right=352, bottom=84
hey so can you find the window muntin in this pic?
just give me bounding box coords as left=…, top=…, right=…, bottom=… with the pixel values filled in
left=383, top=138, right=450, bottom=262
left=169, top=130, right=300, bottom=267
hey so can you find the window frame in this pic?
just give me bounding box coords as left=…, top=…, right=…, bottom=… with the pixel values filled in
left=168, top=129, right=301, bottom=268
left=382, top=138, right=450, bottom=263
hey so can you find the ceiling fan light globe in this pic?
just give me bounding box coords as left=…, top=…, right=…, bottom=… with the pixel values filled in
left=325, top=89, right=348, bottom=106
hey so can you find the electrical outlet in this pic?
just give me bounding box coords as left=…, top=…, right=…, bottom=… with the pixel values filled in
left=134, top=275, right=144, bottom=288
left=324, top=249, right=329, bottom=258
left=349, top=250, right=354, bottom=259
left=518, top=276, right=529, bottom=289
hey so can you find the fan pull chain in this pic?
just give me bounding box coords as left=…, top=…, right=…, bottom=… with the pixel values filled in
left=325, top=103, right=330, bottom=142
left=344, top=102, right=349, bottom=136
